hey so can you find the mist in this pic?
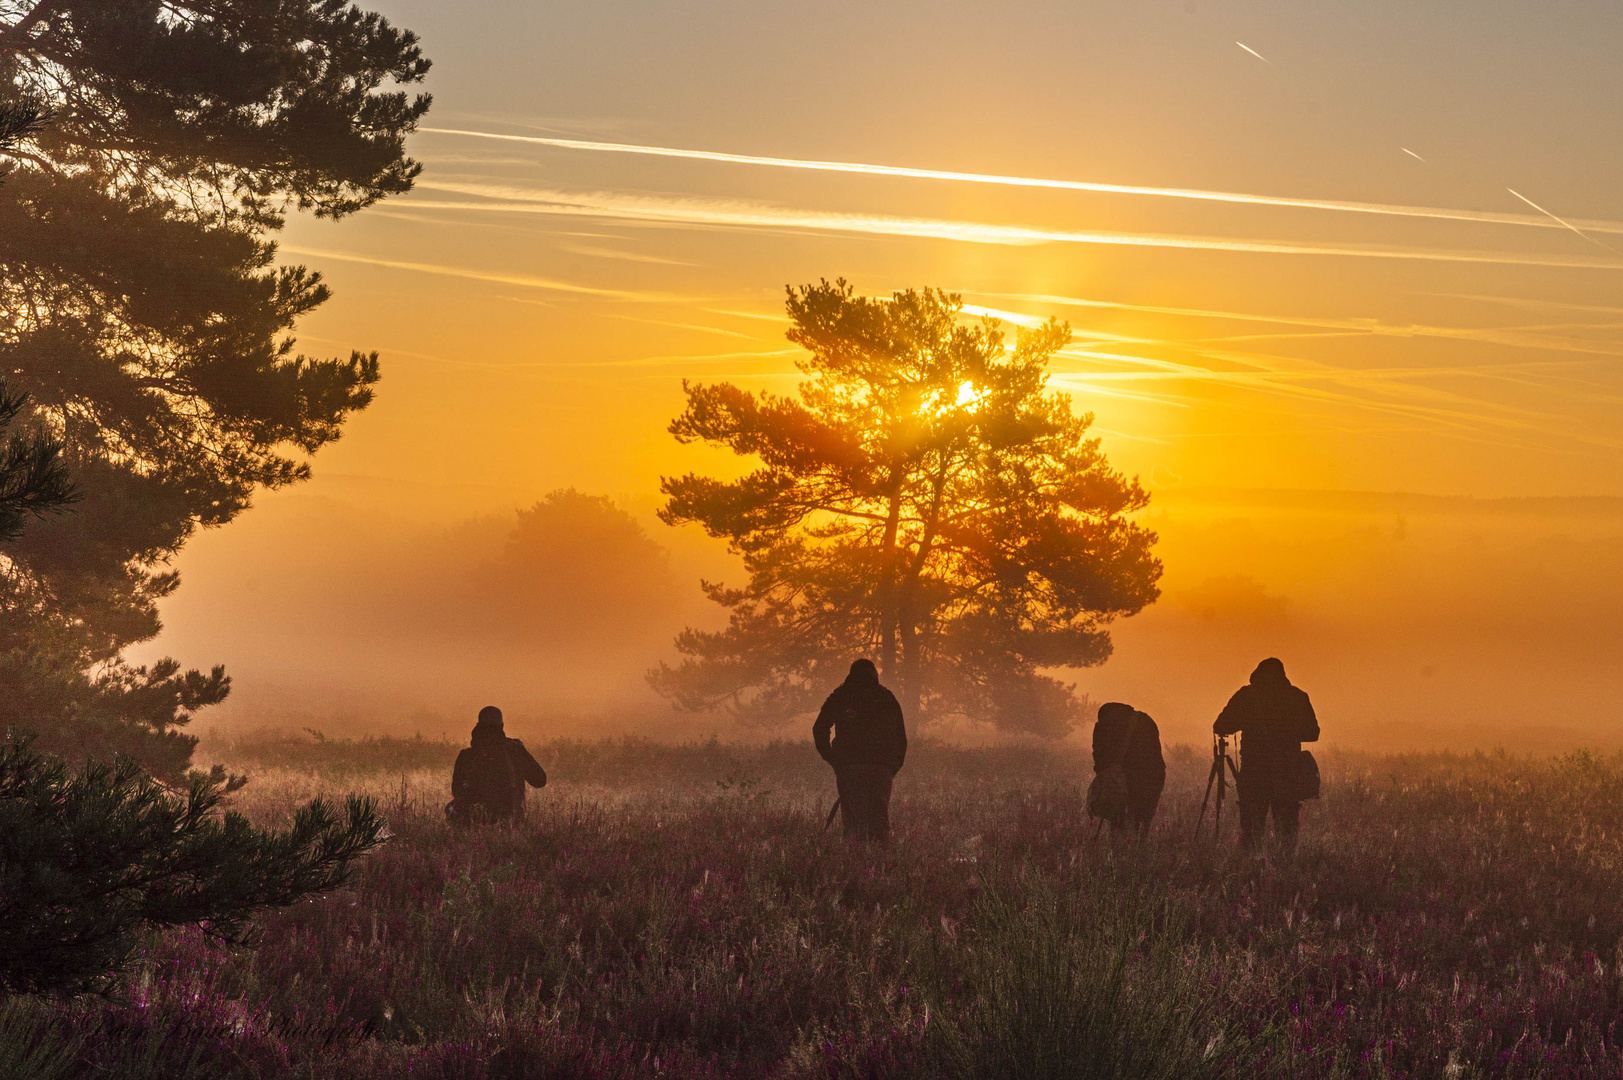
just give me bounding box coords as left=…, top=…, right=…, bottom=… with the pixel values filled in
left=141, top=484, right=1623, bottom=753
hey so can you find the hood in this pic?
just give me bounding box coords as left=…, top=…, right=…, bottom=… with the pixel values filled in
left=471, top=705, right=506, bottom=748
left=1096, top=701, right=1135, bottom=724
left=846, top=658, right=880, bottom=686
left=1249, top=657, right=1290, bottom=688
left=471, top=725, right=507, bottom=749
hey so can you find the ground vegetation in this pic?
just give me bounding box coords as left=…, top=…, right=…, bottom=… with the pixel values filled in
left=2, top=739, right=1616, bottom=1078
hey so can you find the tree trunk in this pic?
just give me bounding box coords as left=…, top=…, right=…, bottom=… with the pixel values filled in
left=897, top=601, right=922, bottom=734
left=877, top=485, right=902, bottom=681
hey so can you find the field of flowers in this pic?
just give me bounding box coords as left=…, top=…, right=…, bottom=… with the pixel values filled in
left=4, top=735, right=1623, bottom=1079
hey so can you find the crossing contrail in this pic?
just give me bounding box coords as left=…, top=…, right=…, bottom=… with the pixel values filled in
left=1505, top=188, right=1622, bottom=255
left=417, top=127, right=1623, bottom=236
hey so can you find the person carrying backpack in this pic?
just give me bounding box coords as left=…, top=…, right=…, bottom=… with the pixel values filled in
left=447, top=706, right=547, bottom=825
left=1088, top=702, right=1166, bottom=838
left=1213, top=658, right=1320, bottom=854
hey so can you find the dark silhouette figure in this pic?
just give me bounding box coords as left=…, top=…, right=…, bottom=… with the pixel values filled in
left=448, top=706, right=547, bottom=825
left=813, top=659, right=907, bottom=842
left=1091, top=702, right=1166, bottom=838
left=1214, top=658, right=1319, bottom=853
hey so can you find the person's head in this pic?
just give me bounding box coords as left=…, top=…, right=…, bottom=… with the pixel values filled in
left=846, top=658, right=879, bottom=685
left=1097, top=701, right=1135, bottom=724
left=472, top=705, right=504, bottom=745
left=1249, top=658, right=1289, bottom=687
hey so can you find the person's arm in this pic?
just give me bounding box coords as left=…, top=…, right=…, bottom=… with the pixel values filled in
left=813, top=693, right=838, bottom=764
left=508, top=739, right=548, bottom=787
left=451, top=750, right=472, bottom=800
left=1213, top=689, right=1248, bottom=736
left=1142, top=715, right=1166, bottom=773
left=888, top=693, right=907, bottom=775
left=1297, top=692, right=1320, bottom=744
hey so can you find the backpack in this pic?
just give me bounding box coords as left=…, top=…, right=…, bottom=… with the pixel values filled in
left=453, top=741, right=518, bottom=820
left=1293, top=749, right=1321, bottom=801
left=1086, top=714, right=1140, bottom=820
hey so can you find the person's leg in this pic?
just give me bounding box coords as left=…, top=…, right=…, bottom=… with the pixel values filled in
left=835, top=767, right=861, bottom=839
left=1273, top=795, right=1301, bottom=855
left=839, top=765, right=883, bottom=841
left=1128, top=780, right=1163, bottom=840
left=1237, top=770, right=1269, bottom=851
left=871, top=768, right=894, bottom=843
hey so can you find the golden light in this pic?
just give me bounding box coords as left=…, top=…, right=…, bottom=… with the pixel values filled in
left=956, top=381, right=980, bottom=407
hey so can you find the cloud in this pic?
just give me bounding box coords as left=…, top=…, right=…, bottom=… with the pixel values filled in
left=278, top=244, right=692, bottom=301
left=404, top=181, right=1623, bottom=272
left=418, top=126, right=1623, bottom=236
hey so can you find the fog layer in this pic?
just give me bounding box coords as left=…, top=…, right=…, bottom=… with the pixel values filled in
left=141, top=485, right=1623, bottom=753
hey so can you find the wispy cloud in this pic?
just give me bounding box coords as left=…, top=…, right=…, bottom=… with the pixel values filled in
left=418, top=126, right=1623, bottom=236
left=404, top=182, right=1623, bottom=272
left=974, top=292, right=1623, bottom=358
left=555, top=243, right=700, bottom=266
left=278, top=244, right=691, bottom=302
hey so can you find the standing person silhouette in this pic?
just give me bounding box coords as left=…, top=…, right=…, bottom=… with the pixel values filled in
left=813, top=659, right=907, bottom=842
left=1213, top=658, right=1319, bottom=853
left=447, top=706, right=547, bottom=825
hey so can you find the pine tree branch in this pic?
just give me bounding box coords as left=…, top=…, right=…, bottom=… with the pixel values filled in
left=0, top=0, right=69, bottom=53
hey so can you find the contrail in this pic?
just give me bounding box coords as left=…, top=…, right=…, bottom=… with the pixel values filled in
left=277, top=244, right=687, bottom=301
left=1236, top=42, right=1271, bottom=64
left=407, top=180, right=1623, bottom=271
left=976, top=291, right=1623, bottom=358
left=1505, top=188, right=1622, bottom=255
left=417, top=127, right=1623, bottom=235
left=1401, top=148, right=1427, bottom=163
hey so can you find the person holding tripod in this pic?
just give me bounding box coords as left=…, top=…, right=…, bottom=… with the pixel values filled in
left=1213, top=658, right=1320, bottom=854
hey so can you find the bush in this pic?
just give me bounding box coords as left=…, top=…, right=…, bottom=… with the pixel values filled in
left=0, top=736, right=386, bottom=996
left=918, top=876, right=1251, bottom=1080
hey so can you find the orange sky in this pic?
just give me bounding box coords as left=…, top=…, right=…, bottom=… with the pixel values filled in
left=141, top=1, right=1623, bottom=750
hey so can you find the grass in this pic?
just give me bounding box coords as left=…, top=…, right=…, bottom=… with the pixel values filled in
left=4, top=737, right=1623, bottom=1078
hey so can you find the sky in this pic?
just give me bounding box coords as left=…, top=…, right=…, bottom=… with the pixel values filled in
left=141, top=0, right=1623, bottom=751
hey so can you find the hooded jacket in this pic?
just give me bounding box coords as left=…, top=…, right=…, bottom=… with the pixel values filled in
left=1213, top=658, right=1319, bottom=760
left=452, top=724, right=547, bottom=818
left=1092, top=702, right=1166, bottom=784
left=813, top=660, right=907, bottom=775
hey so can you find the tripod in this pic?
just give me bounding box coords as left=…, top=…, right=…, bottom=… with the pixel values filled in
left=1193, top=734, right=1241, bottom=841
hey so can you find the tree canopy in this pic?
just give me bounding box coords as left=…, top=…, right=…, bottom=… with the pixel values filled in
left=0, top=1, right=430, bottom=779
left=651, top=280, right=1161, bottom=738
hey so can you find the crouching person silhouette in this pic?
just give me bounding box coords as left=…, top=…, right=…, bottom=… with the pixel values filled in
left=813, top=659, right=907, bottom=843
left=1214, top=658, right=1320, bottom=854
left=1088, top=702, right=1166, bottom=838
left=447, top=706, right=547, bottom=826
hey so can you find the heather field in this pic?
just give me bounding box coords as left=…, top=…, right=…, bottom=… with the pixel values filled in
left=5, top=736, right=1623, bottom=1080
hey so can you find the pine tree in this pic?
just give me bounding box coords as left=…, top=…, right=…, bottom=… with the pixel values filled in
left=651, top=280, right=1162, bottom=738
left=0, top=1, right=431, bottom=779
left=0, top=734, right=386, bottom=996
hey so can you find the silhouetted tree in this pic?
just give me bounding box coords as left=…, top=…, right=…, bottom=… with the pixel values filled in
left=472, top=489, right=680, bottom=651
left=0, top=1, right=431, bottom=780
left=651, top=281, right=1161, bottom=738
left=0, top=734, right=386, bottom=996
left=0, top=379, right=76, bottom=541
